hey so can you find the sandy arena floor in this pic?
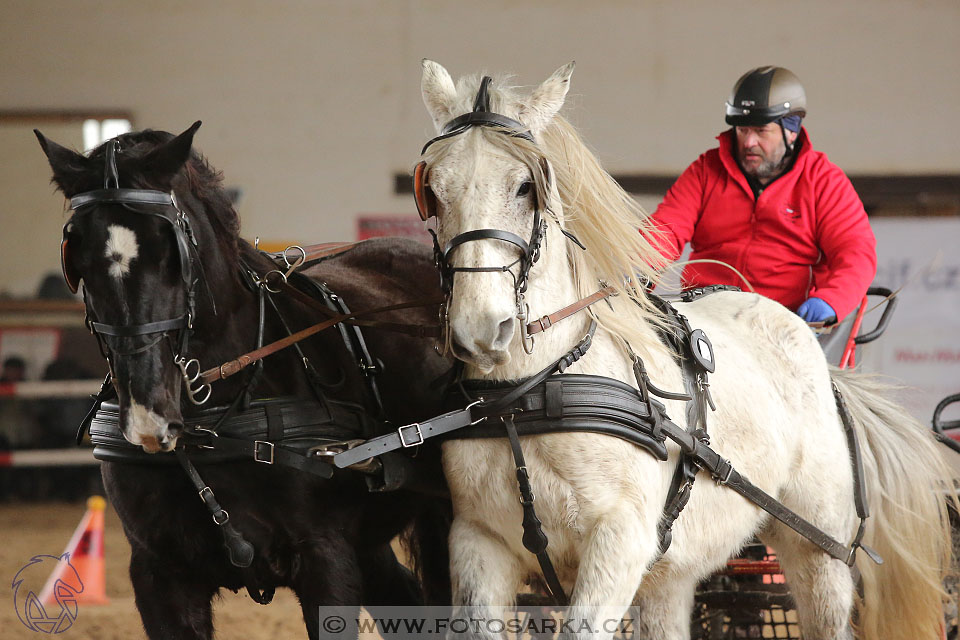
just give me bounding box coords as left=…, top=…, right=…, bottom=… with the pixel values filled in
left=1, top=500, right=308, bottom=640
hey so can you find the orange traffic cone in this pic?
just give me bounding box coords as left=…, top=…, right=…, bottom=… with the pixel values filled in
left=39, top=496, right=110, bottom=606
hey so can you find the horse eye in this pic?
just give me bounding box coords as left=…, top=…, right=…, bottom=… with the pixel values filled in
left=516, top=182, right=533, bottom=197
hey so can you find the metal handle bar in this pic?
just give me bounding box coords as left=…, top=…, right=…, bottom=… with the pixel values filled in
left=933, top=393, right=960, bottom=434
left=853, top=286, right=897, bottom=345
left=932, top=393, right=960, bottom=455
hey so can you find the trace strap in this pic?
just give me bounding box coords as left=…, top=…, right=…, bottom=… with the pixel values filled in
left=655, top=415, right=879, bottom=566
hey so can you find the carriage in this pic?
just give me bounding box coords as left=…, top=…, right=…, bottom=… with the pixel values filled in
left=35, top=61, right=958, bottom=640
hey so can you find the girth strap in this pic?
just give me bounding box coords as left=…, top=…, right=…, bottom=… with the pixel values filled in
left=833, top=383, right=882, bottom=565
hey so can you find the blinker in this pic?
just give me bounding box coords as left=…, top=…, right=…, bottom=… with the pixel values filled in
left=60, top=233, right=80, bottom=294
left=413, top=161, right=435, bottom=221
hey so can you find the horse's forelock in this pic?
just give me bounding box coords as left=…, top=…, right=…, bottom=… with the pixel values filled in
left=83, top=129, right=241, bottom=262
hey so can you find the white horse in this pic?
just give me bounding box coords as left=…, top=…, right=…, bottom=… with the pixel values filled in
left=416, top=60, right=955, bottom=639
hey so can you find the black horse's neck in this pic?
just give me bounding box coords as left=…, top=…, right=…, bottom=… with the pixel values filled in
left=182, top=230, right=367, bottom=417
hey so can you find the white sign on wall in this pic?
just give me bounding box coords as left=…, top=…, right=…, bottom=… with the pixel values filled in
left=857, top=218, right=960, bottom=422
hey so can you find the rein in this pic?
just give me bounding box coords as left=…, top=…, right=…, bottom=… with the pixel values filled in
left=198, top=295, right=444, bottom=386
left=197, top=260, right=615, bottom=389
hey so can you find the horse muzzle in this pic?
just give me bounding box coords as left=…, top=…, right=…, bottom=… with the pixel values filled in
left=122, top=399, right=183, bottom=453
left=449, top=312, right=516, bottom=372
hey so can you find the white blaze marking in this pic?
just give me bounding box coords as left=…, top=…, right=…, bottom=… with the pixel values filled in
left=105, top=224, right=139, bottom=278
left=127, top=398, right=175, bottom=452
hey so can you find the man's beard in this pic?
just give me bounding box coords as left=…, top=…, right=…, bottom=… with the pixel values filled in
left=741, top=147, right=790, bottom=182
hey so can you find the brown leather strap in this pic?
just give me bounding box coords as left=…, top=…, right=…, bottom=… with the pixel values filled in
left=200, top=298, right=443, bottom=385
left=275, top=278, right=443, bottom=338
left=265, top=242, right=358, bottom=264
left=525, top=286, right=616, bottom=336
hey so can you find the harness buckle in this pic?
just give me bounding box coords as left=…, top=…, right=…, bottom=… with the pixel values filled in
left=253, top=440, right=275, bottom=464
left=713, top=457, right=734, bottom=486
left=397, top=423, right=424, bottom=448
left=467, top=399, right=486, bottom=425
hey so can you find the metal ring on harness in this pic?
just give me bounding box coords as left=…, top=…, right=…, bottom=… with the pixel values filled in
left=261, top=270, right=287, bottom=294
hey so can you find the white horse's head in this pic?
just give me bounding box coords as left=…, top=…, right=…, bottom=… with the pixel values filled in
left=419, top=61, right=578, bottom=373
left=418, top=61, right=669, bottom=377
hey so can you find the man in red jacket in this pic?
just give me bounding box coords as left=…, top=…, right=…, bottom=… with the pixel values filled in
left=650, top=66, right=876, bottom=325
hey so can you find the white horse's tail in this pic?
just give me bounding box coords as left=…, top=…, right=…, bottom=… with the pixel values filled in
left=830, top=366, right=956, bottom=639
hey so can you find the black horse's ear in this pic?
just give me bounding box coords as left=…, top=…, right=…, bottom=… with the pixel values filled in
left=142, top=120, right=202, bottom=178
left=35, top=129, right=91, bottom=195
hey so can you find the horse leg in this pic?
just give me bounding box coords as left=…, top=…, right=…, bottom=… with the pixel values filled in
left=129, top=547, right=216, bottom=640
left=564, top=509, right=659, bottom=640
left=449, top=517, right=524, bottom=639
left=630, top=572, right=699, bottom=640
left=771, top=538, right=855, bottom=640
left=359, top=541, right=430, bottom=640
left=292, top=536, right=364, bottom=640
left=359, top=542, right=422, bottom=606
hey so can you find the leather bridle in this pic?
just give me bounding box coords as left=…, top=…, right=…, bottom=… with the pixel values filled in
left=415, top=76, right=584, bottom=354
left=63, top=140, right=212, bottom=405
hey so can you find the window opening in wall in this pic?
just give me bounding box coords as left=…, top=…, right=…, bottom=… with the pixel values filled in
left=82, top=118, right=132, bottom=151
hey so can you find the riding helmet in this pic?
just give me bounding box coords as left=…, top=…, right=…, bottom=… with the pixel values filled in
left=725, top=66, right=807, bottom=126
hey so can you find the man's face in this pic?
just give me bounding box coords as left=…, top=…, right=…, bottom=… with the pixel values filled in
left=735, top=123, right=798, bottom=183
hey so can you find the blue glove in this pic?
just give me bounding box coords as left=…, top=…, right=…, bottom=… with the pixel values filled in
left=796, top=297, right=836, bottom=324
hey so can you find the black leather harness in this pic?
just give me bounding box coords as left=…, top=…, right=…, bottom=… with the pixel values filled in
left=333, top=286, right=881, bottom=604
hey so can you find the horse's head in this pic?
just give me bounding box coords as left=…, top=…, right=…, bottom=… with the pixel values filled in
left=417, top=61, right=577, bottom=373
left=36, top=122, right=235, bottom=452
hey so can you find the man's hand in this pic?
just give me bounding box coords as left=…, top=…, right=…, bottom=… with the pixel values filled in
left=797, top=297, right=837, bottom=324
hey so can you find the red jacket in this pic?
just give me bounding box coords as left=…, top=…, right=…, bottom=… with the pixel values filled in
left=650, top=128, right=876, bottom=321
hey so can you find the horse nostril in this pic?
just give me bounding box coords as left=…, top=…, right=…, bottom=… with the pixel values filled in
left=495, top=317, right=515, bottom=347
left=166, top=422, right=184, bottom=439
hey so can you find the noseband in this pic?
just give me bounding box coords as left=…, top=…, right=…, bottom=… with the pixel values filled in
left=64, top=140, right=211, bottom=404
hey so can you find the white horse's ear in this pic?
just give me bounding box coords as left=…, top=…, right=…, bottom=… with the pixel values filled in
left=421, top=59, right=459, bottom=132
left=520, top=62, right=575, bottom=135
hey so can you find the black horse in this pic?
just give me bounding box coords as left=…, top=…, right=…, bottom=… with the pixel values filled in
left=36, top=123, right=451, bottom=639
